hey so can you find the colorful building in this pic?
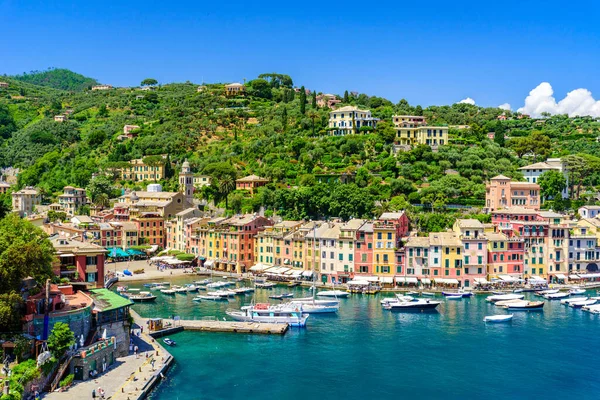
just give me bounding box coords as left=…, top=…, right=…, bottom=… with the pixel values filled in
left=485, top=175, right=541, bottom=212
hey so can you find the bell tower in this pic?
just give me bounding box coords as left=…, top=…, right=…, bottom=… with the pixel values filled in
left=179, top=159, right=194, bottom=204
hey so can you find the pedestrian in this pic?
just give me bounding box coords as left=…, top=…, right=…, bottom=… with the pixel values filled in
left=92, top=388, right=96, bottom=399
left=134, top=345, right=138, bottom=358
left=141, top=326, right=143, bottom=334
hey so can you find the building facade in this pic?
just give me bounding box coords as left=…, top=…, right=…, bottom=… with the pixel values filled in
left=328, top=106, right=379, bottom=136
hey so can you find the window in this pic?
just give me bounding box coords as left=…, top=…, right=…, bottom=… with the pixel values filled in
left=465, top=243, right=470, bottom=250
left=478, top=243, right=482, bottom=250
left=349, top=254, right=353, bottom=261
left=339, top=254, right=343, bottom=261
left=478, top=256, right=483, bottom=264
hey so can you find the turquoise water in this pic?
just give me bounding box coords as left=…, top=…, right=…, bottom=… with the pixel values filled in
left=125, top=278, right=600, bottom=400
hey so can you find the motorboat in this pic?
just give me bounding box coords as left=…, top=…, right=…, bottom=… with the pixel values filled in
left=561, top=297, right=587, bottom=305
left=291, top=298, right=340, bottom=307
left=569, top=299, right=597, bottom=308
left=316, top=290, right=349, bottom=298
left=536, top=289, right=558, bottom=296
left=160, top=288, right=176, bottom=295
left=569, top=288, right=586, bottom=295
left=227, top=303, right=309, bottom=327
left=233, top=287, right=254, bottom=294
left=494, top=299, right=525, bottom=307
left=197, top=295, right=228, bottom=301
left=504, top=301, right=544, bottom=311
left=385, top=298, right=440, bottom=311
left=513, top=289, right=524, bottom=293
left=144, top=282, right=162, bottom=288
left=163, top=338, right=176, bottom=346
left=269, top=293, right=294, bottom=300
left=172, top=285, right=188, bottom=294
left=445, top=295, right=463, bottom=301
left=406, top=291, right=420, bottom=296
left=486, top=294, right=524, bottom=303
left=207, top=290, right=234, bottom=298
left=288, top=281, right=301, bottom=287
left=194, top=279, right=212, bottom=285
left=287, top=302, right=339, bottom=314
left=381, top=296, right=413, bottom=306
left=492, top=291, right=510, bottom=295
left=192, top=296, right=202, bottom=302
left=544, top=292, right=570, bottom=300
left=442, top=290, right=473, bottom=298
left=483, top=314, right=513, bottom=323
left=421, top=292, right=436, bottom=297
left=127, top=291, right=157, bottom=302
left=184, top=284, right=198, bottom=292
left=582, top=304, right=600, bottom=314
left=255, top=282, right=276, bottom=289
left=150, top=285, right=167, bottom=290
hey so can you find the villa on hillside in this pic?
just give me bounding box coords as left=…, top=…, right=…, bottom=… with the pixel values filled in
left=225, top=83, right=245, bottom=97
left=519, top=158, right=568, bottom=199
left=392, top=115, right=448, bottom=148
left=328, top=106, right=379, bottom=136
left=0, top=82, right=8, bottom=88
left=485, top=175, right=541, bottom=212
left=236, top=175, right=270, bottom=194
left=92, top=84, right=113, bottom=90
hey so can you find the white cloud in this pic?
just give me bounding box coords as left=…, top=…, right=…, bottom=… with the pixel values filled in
left=498, top=103, right=511, bottom=111
left=457, top=97, right=475, bottom=105
left=517, top=82, right=600, bottom=118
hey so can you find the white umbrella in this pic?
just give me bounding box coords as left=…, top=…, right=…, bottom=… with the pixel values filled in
left=79, top=334, right=84, bottom=347
left=102, top=328, right=107, bottom=340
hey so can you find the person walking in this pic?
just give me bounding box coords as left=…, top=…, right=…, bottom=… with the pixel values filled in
left=92, top=388, right=96, bottom=399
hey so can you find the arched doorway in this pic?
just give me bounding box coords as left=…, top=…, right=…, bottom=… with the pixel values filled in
left=586, top=263, right=598, bottom=272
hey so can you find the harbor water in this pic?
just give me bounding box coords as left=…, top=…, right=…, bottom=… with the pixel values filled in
left=125, top=278, right=600, bottom=400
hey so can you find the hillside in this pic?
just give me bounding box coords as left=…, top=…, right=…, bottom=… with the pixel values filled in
left=10, top=68, right=98, bottom=91
left=1, top=69, right=600, bottom=228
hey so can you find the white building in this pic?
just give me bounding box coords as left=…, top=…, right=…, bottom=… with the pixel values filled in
left=519, top=158, right=568, bottom=199
left=328, top=106, right=379, bottom=136
left=578, top=206, right=600, bottom=219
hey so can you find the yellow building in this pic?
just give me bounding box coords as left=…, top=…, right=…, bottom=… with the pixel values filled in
left=430, top=232, right=463, bottom=284
left=372, top=220, right=396, bottom=278
left=392, top=114, right=448, bottom=147
left=328, top=106, right=379, bottom=136
left=120, top=157, right=166, bottom=182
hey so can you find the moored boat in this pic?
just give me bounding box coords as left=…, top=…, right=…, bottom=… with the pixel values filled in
left=445, top=295, right=463, bottom=301
left=569, top=299, right=597, bottom=308
left=421, top=292, right=436, bottom=297
left=288, top=281, right=301, bottom=287
left=536, top=289, right=558, bottom=296
left=561, top=297, right=587, bottom=305
left=486, top=294, right=524, bottom=303
left=291, top=298, right=340, bottom=307
left=494, top=299, right=525, bottom=307
left=316, top=290, right=349, bottom=298
left=160, top=288, right=176, bottom=295
left=484, top=314, right=513, bottom=323
left=194, top=279, right=212, bottom=286
left=227, top=303, right=309, bottom=326
left=163, top=338, right=176, bottom=346
left=255, top=282, right=276, bottom=289
left=386, top=298, right=440, bottom=311
left=544, top=292, right=570, bottom=300
left=442, top=290, right=473, bottom=298
left=197, top=295, right=228, bottom=301
left=582, top=304, right=600, bottom=313
left=569, top=288, right=586, bottom=295
left=127, top=291, right=157, bottom=302
left=504, top=301, right=544, bottom=311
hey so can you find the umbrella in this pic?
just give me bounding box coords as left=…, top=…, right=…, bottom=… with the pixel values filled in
left=102, top=329, right=107, bottom=340
left=79, top=334, right=84, bottom=347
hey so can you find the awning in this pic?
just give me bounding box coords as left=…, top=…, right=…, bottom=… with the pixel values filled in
left=435, top=278, right=459, bottom=284
left=273, top=267, right=290, bottom=274
left=529, top=275, right=545, bottom=282
left=395, top=276, right=405, bottom=283
left=421, top=278, right=431, bottom=284
left=59, top=253, right=75, bottom=258
left=249, top=263, right=268, bottom=272
left=474, top=278, right=489, bottom=284
left=579, top=273, right=600, bottom=279
left=380, top=277, right=394, bottom=283
left=263, top=266, right=278, bottom=273
left=302, top=271, right=314, bottom=277
left=284, top=269, right=296, bottom=275
left=204, top=260, right=214, bottom=267
left=498, top=275, right=518, bottom=282
left=405, top=277, right=418, bottom=284
left=347, top=280, right=370, bottom=286
left=290, top=270, right=303, bottom=277
left=365, top=276, right=379, bottom=282
left=555, top=274, right=566, bottom=280
left=569, top=274, right=581, bottom=280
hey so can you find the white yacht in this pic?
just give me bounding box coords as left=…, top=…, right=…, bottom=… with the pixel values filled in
left=486, top=294, right=524, bottom=303
left=227, top=303, right=309, bottom=326
left=316, top=290, right=349, bottom=298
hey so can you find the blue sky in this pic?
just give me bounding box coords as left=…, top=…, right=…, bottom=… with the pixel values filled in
left=1, top=0, right=600, bottom=110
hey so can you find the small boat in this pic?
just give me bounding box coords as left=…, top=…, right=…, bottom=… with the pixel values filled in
left=491, top=291, right=510, bottom=295
left=194, top=279, right=212, bottom=285
left=127, top=291, right=157, bottom=302
left=184, top=284, right=198, bottom=292
left=561, top=297, right=587, bottom=305
left=484, top=315, right=513, bottom=323
left=192, top=296, right=202, bottom=302
left=513, top=289, right=524, bottom=293
left=421, top=292, right=436, bottom=297
left=198, top=295, right=228, bottom=301
left=288, top=302, right=339, bottom=313
left=582, top=304, right=600, bottom=313
left=160, top=289, right=176, bottom=295
left=486, top=294, right=524, bottom=303
left=288, top=281, right=301, bottom=287
left=255, top=282, right=276, bottom=289
left=163, top=338, right=176, bottom=346
left=171, top=285, right=188, bottom=294
left=504, top=301, right=544, bottom=311
left=494, top=299, right=525, bottom=307
left=316, top=290, right=349, bottom=298
left=291, top=298, right=340, bottom=307
left=386, top=298, right=441, bottom=311
left=536, top=289, right=558, bottom=296
left=544, top=292, right=570, bottom=300
left=227, top=303, right=309, bottom=327
left=445, top=295, right=463, bottom=301
left=406, top=291, right=420, bottom=296
left=569, top=288, right=586, bottom=295
left=569, top=299, right=597, bottom=308
left=269, top=293, right=294, bottom=300
left=207, top=291, right=234, bottom=298
left=150, top=285, right=167, bottom=290
left=442, top=290, right=473, bottom=298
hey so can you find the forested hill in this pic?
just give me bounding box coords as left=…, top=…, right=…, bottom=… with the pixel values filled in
left=1, top=69, right=600, bottom=226
left=10, top=68, right=98, bottom=91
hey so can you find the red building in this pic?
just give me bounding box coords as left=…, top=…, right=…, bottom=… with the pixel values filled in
left=354, top=222, right=374, bottom=276
left=50, top=235, right=108, bottom=287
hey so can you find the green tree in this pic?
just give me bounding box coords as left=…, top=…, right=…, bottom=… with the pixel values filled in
left=47, top=322, right=75, bottom=359
left=538, top=170, right=567, bottom=201
left=219, top=175, right=236, bottom=209
left=97, top=104, right=109, bottom=118
left=311, top=91, right=317, bottom=108
left=141, top=78, right=158, bottom=86
left=248, top=78, right=272, bottom=99
left=299, top=86, right=306, bottom=115
left=0, top=292, right=24, bottom=333
left=0, top=104, right=17, bottom=139
left=375, top=120, right=396, bottom=143
left=343, top=90, right=349, bottom=103
left=0, top=214, right=54, bottom=294
left=86, top=175, right=116, bottom=203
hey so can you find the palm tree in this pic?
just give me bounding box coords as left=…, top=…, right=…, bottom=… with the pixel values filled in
left=307, top=110, right=318, bottom=136
left=219, top=175, right=236, bottom=210
left=94, top=193, right=110, bottom=209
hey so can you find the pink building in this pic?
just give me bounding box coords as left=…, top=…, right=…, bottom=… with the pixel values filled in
left=354, top=222, right=374, bottom=276
left=378, top=212, right=409, bottom=242
left=487, top=232, right=525, bottom=277
left=485, top=175, right=541, bottom=212
left=453, top=219, right=488, bottom=287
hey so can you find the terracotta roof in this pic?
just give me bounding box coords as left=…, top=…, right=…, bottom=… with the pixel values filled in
left=236, top=175, right=269, bottom=182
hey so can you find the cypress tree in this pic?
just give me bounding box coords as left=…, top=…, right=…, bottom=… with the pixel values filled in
left=300, top=86, right=306, bottom=115
left=343, top=90, right=349, bottom=103
left=312, top=91, right=317, bottom=108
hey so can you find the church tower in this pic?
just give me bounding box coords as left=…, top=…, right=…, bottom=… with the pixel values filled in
left=179, top=159, right=194, bottom=204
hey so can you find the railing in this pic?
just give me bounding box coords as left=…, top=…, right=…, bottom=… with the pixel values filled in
left=49, top=353, right=74, bottom=392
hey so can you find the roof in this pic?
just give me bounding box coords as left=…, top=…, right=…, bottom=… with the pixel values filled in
left=176, top=207, right=198, bottom=217
left=236, top=175, right=269, bottom=182
left=330, top=105, right=370, bottom=113
left=405, top=236, right=430, bottom=247
left=110, top=221, right=138, bottom=230
left=341, top=218, right=365, bottom=231
left=511, top=182, right=539, bottom=187
left=225, top=214, right=261, bottom=226
left=486, top=232, right=507, bottom=241
left=225, top=83, right=244, bottom=87
left=72, top=215, right=94, bottom=224
left=0, top=182, right=10, bottom=187
left=358, top=222, right=374, bottom=233
left=490, top=174, right=510, bottom=180
left=379, top=212, right=406, bottom=220
left=50, top=235, right=108, bottom=254
left=537, top=211, right=564, bottom=218
left=88, top=289, right=133, bottom=312
left=579, top=205, right=600, bottom=210
left=120, top=191, right=178, bottom=200
left=491, top=207, right=538, bottom=215
left=13, top=189, right=38, bottom=195
left=456, top=219, right=484, bottom=229
left=518, top=160, right=563, bottom=171
left=429, top=232, right=461, bottom=246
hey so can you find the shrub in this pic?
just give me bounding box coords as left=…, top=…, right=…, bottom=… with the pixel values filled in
left=60, top=373, right=74, bottom=388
